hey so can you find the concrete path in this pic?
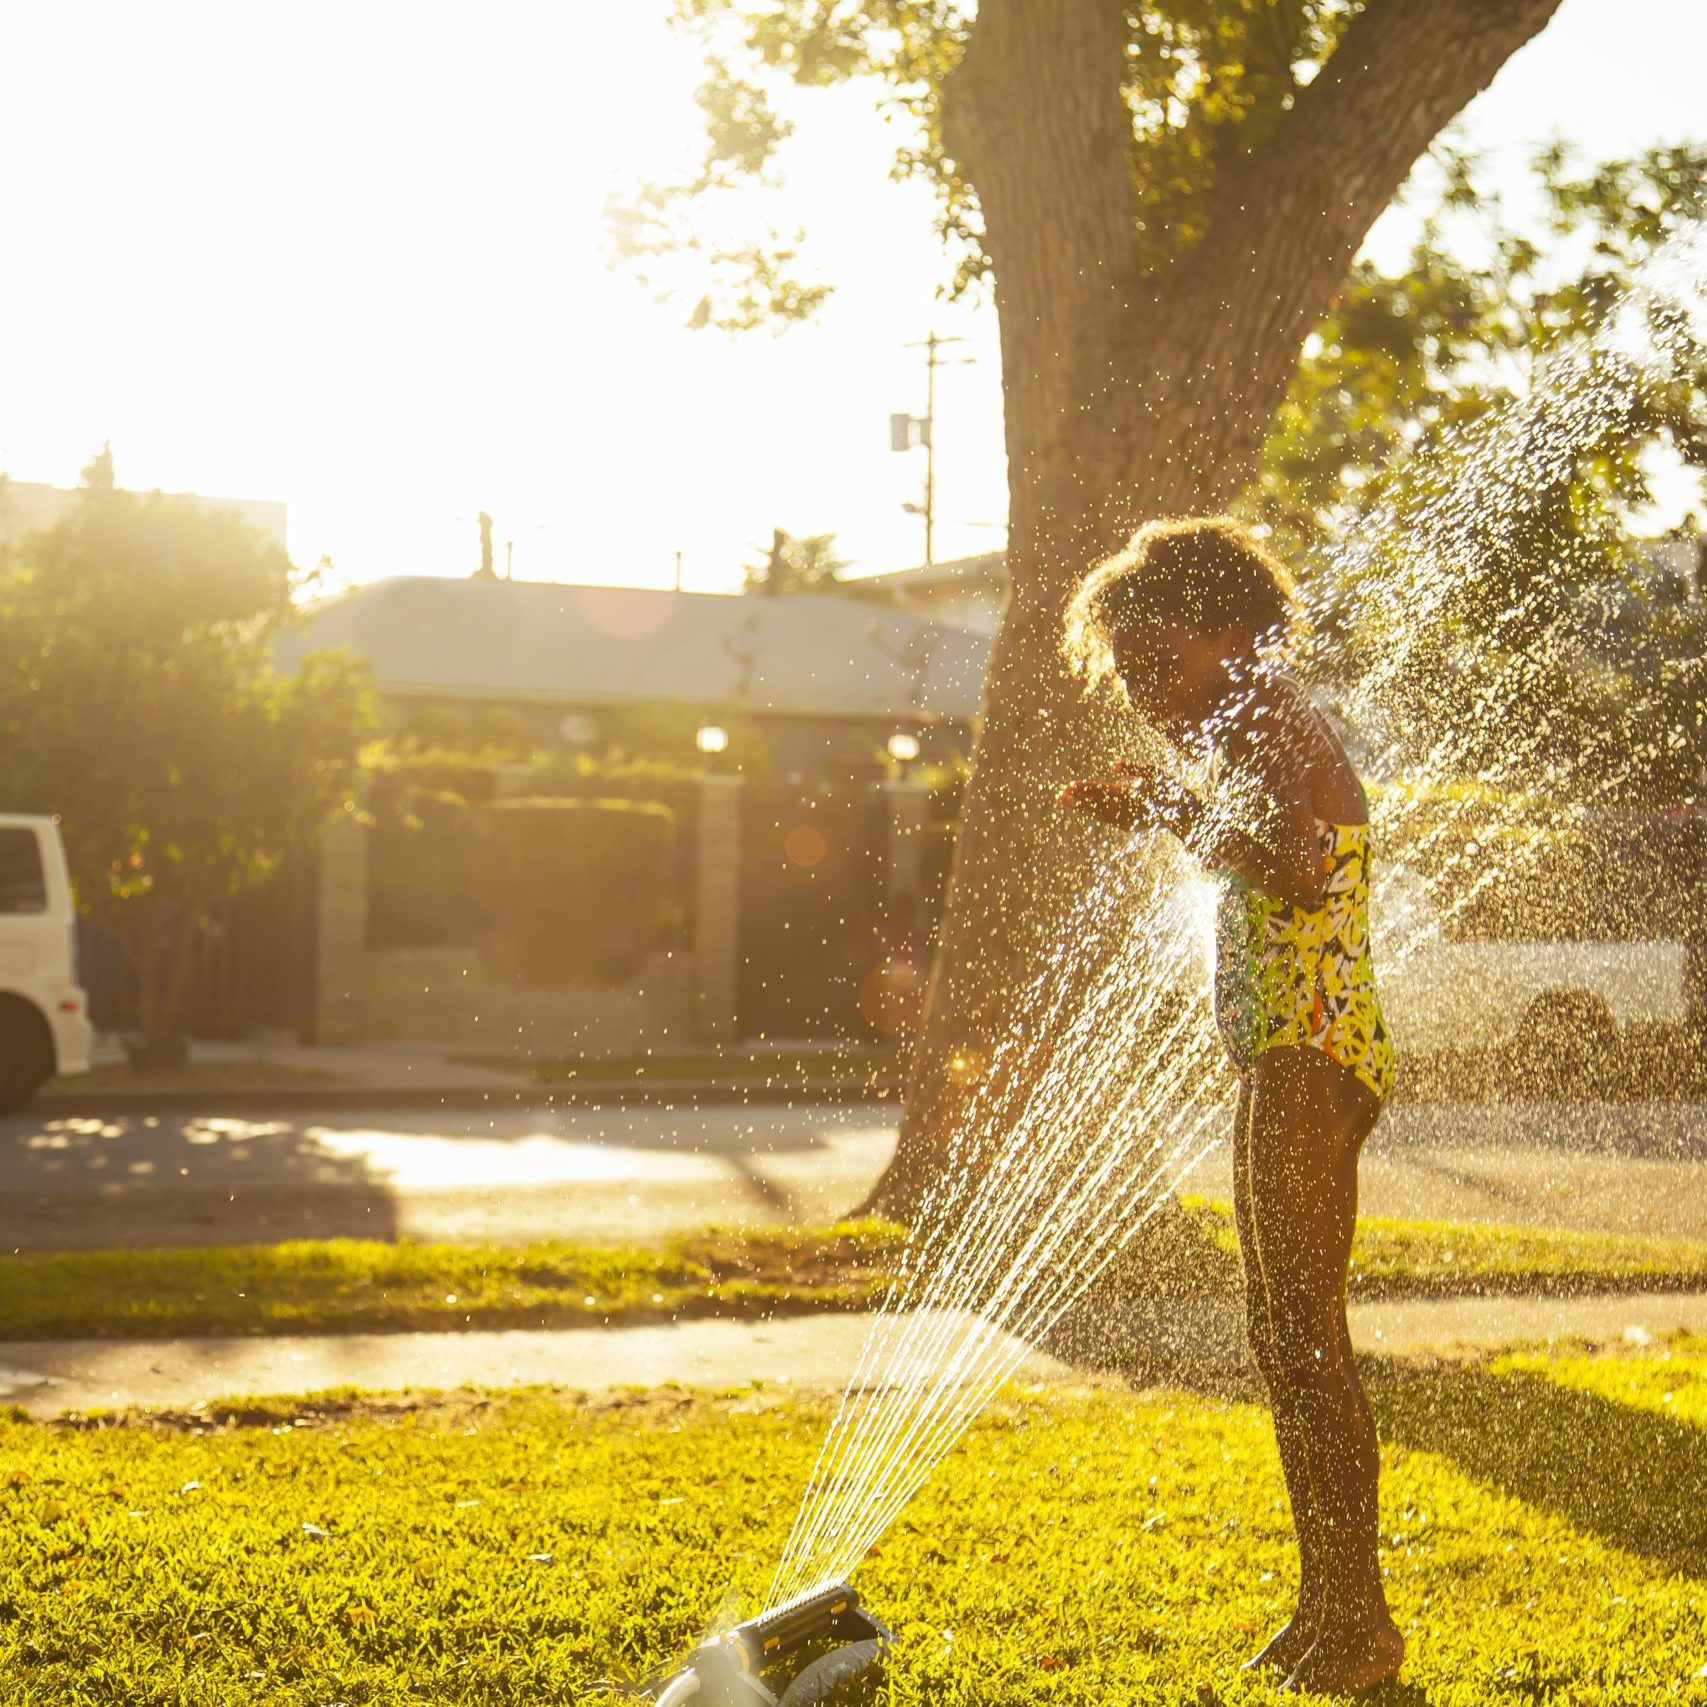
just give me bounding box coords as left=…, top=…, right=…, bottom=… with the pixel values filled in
left=39, top=1037, right=895, bottom=1116
left=5, top=1098, right=1705, bottom=1253
left=3, top=1291, right=1702, bottom=1417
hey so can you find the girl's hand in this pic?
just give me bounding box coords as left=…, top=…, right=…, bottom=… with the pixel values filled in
left=1057, top=776, right=1149, bottom=829
left=1059, top=762, right=1202, bottom=838
left=1108, top=758, right=1173, bottom=800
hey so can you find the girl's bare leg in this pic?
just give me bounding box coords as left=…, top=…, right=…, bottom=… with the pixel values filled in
left=1242, top=1047, right=1403, bottom=1694
left=1232, top=1078, right=1326, bottom=1675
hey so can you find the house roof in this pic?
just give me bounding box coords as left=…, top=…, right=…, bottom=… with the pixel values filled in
left=840, top=550, right=1010, bottom=597
left=274, top=576, right=992, bottom=722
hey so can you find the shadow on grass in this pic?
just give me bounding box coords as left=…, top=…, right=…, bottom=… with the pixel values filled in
left=1368, top=1360, right=1707, bottom=1582
left=1046, top=1228, right=1706, bottom=1583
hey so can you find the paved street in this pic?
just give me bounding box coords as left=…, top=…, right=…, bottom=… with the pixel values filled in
left=2, top=1095, right=1704, bottom=1252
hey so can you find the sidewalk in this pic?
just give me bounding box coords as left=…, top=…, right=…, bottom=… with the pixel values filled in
left=3, top=1291, right=1702, bottom=1418
left=37, top=1034, right=901, bottom=1115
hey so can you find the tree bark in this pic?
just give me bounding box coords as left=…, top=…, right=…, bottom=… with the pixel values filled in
left=866, top=0, right=1564, bottom=1217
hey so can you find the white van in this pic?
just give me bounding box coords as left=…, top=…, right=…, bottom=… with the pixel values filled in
left=0, top=815, right=92, bottom=1112
left=1374, top=862, right=1690, bottom=1066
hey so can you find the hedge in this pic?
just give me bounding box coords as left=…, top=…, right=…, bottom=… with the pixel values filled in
left=474, top=796, right=679, bottom=986
left=366, top=786, right=477, bottom=950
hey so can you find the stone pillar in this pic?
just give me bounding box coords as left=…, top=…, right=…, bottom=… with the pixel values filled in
left=314, top=806, right=369, bottom=1045
left=881, top=778, right=932, bottom=905
left=694, top=775, right=743, bottom=1043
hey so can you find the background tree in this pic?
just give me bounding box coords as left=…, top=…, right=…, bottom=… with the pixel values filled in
left=742, top=525, right=850, bottom=595
left=0, top=451, right=374, bottom=1068
left=616, top=0, right=1567, bottom=1214
left=1250, top=141, right=1707, bottom=810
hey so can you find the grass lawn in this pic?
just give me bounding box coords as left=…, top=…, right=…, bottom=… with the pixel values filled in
left=1, top=1335, right=1703, bottom=1704
left=3, top=1207, right=1705, bottom=1343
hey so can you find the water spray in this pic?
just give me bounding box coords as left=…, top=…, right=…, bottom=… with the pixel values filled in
left=631, top=216, right=1707, bottom=1696
left=650, top=1582, right=893, bottom=1707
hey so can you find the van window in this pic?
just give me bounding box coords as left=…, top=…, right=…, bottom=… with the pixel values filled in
left=0, top=828, right=47, bottom=914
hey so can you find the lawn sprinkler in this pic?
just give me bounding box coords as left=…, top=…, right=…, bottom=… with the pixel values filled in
left=651, top=1582, right=891, bottom=1707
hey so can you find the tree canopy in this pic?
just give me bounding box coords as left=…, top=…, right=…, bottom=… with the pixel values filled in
left=610, top=0, right=1573, bottom=1216
left=0, top=452, right=374, bottom=1054
left=1251, top=142, right=1707, bottom=809
left=1254, top=141, right=1707, bottom=555
left=742, top=525, right=849, bottom=594
left=613, top=0, right=1380, bottom=328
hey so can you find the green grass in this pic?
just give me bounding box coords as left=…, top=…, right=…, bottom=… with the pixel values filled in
left=4, top=1207, right=1705, bottom=1343
left=2, top=1337, right=1704, bottom=1703
left=1203, top=1200, right=1707, bottom=1298
left=0, top=1223, right=904, bottom=1342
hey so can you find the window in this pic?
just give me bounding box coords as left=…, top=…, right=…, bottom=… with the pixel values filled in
left=0, top=828, right=47, bottom=915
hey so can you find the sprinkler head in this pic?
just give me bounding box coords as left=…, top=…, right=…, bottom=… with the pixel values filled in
left=652, top=1582, right=891, bottom=1707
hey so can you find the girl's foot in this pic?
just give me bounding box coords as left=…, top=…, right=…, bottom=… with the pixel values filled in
left=1281, top=1619, right=1405, bottom=1694
left=1239, top=1614, right=1319, bottom=1677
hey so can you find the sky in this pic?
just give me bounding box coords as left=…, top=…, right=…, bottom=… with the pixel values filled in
left=0, top=0, right=1703, bottom=596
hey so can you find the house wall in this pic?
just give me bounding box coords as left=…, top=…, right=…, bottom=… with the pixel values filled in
left=312, top=775, right=936, bottom=1048
left=313, top=800, right=691, bottom=1049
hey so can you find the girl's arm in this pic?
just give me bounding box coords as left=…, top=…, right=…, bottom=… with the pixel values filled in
left=1085, top=707, right=1327, bottom=907
left=1179, top=702, right=1328, bottom=907
left=1166, top=771, right=1327, bottom=910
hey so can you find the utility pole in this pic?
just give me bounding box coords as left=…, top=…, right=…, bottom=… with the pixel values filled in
left=475, top=511, right=495, bottom=579
left=892, top=331, right=974, bottom=568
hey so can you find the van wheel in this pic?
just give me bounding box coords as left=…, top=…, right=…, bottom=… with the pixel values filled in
left=0, top=998, right=54, bottom=1115
left=1515, top=990, right=1618, bottom=1100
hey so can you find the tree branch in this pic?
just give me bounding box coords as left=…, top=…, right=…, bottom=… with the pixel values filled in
left=1138, top=0, right=1566, bottom=498
left=1228, top=0, right=1563, bottom=252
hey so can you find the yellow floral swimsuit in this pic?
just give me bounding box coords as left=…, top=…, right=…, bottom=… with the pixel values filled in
left=1212, top=815, right=1398, bottom=1103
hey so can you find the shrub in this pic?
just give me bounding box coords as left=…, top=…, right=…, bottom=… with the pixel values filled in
left=365, top=742, right=502, bottom=803
left=366, top=786, right=477, bottom=950
left=474, top=797, right=679, bottom=985
left=530, top=748, right=700, bottom=816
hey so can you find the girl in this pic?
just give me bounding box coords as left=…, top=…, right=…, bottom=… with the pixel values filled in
left=1058, top=516, right=1404, bottom=1695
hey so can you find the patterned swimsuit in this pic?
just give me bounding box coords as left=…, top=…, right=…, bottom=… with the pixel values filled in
left=1213, top=817, right=1398, bottom=1103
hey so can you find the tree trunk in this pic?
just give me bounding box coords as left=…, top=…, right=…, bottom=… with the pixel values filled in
left=865, top=0, right=1564, bottom=1217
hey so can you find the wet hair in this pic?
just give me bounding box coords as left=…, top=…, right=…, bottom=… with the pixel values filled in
left=1061, top=515, right=1301, bottom=693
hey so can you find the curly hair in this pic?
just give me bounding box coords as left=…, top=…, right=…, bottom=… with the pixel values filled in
left=1061, top=515, right=1301, bottom=693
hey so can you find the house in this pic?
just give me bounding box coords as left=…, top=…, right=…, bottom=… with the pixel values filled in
left=838, top=551, right=1009, bottom=636
left=266, top=575, right=998, bottom=1047
left=275, top=575, right=993, bottom=779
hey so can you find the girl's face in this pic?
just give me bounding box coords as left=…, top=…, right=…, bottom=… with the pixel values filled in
left=1110, top=622, right=1248, bottom=734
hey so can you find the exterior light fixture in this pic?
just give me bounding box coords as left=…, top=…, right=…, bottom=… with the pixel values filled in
left=886, top=731, right=921, bottom=764
left=695, top=723, right=730, bottom=756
